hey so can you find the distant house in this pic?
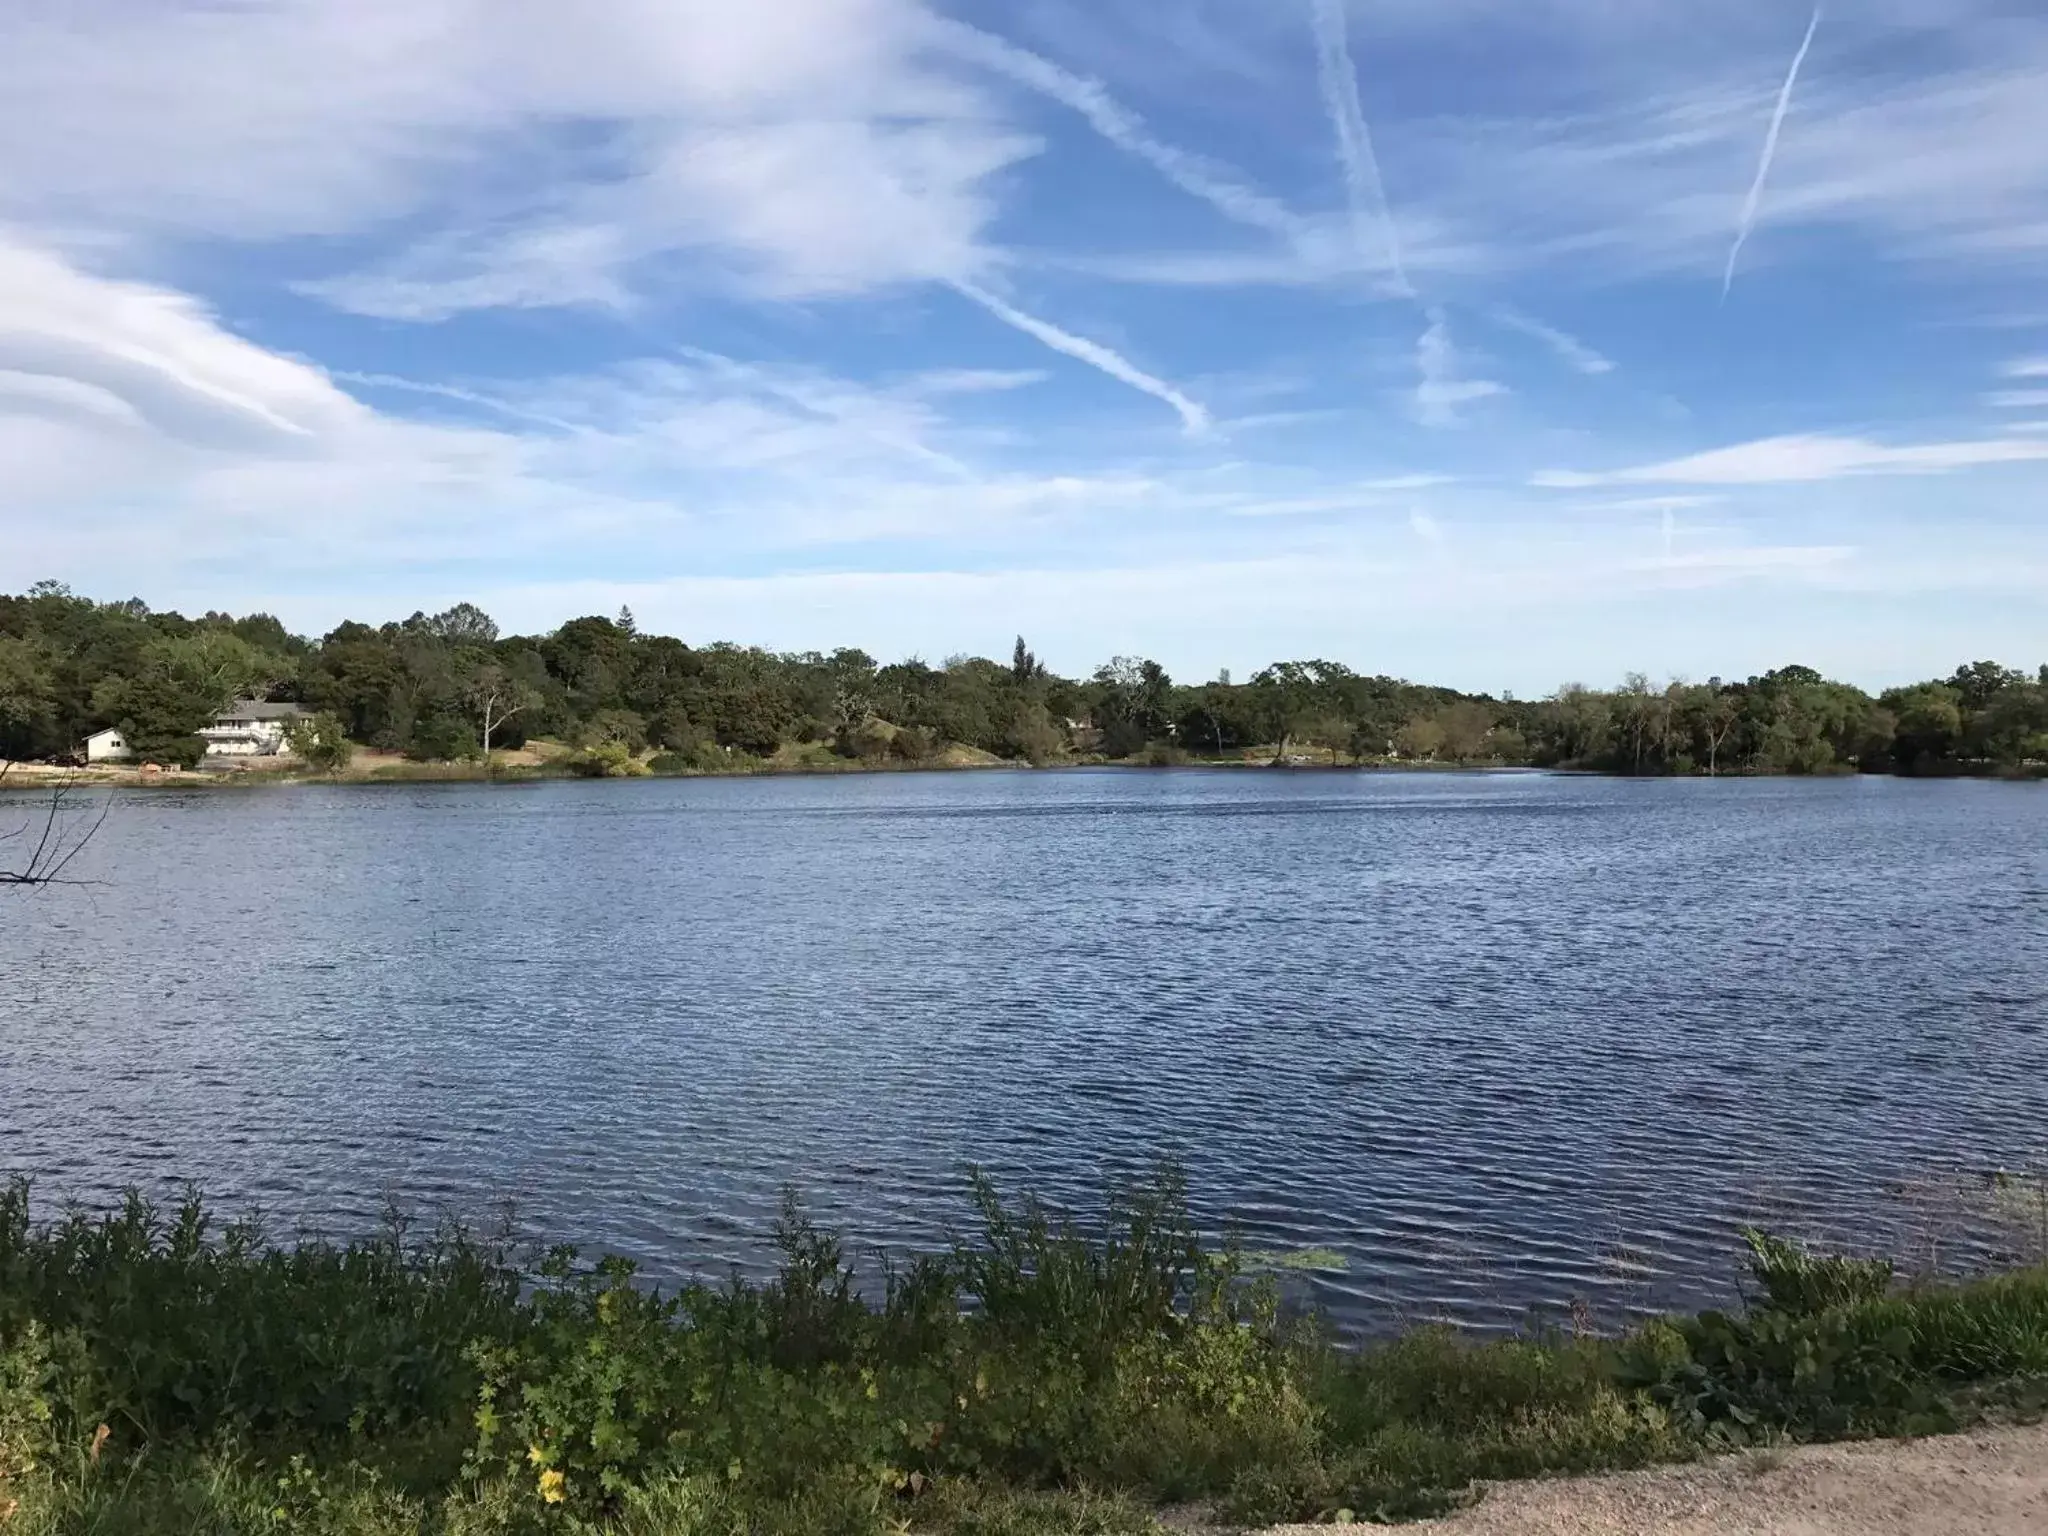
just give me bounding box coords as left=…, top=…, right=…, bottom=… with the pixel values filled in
left=199, top=700, right=308, bottom=757
left=85, top=727, right=134, bottom=763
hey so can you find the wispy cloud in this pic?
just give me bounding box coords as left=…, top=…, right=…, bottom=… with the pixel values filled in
left=1573, top=495, right=1724, bottom=514
left=1414, top=309, right=1505, bottom=427
left=673, top=348, right=975, bottom=478
left=2003, top=357, right=2048, bottom=379
left=1724, top=6, right=1823, bottom=298
left=1987, top=390, right=2048, bottom=410
left=1309, top=0, right=1412, bottom=296
left=950, top=280, right=1211, bottom=433
left=330, top=371, right=589, bottom=434
left=1536, top=433, right=2048, bottom=487
left=900, top=369, right=1050, bottom=396
left=935, top=21, right=1307, bottom=243
left=0, top=236, right=359, bottom=448
left=1490, top=308, right=1615, bottom=375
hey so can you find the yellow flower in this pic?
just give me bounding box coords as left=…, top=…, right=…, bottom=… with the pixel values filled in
left=538, top=1468, right=567, bottom=1505
left=527, top=1444, right=547, bottom=1467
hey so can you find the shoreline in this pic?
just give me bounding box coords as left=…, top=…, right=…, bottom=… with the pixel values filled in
left=0, top=755, right=1541, bottom=790
left=3, top=754, right=2038, bottom=791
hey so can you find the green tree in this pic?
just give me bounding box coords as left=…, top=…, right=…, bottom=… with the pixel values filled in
left=1887, top=685, right=1963, bottom=772
left=0, top=637, right=58, bottom=759
left=285, top=712, right=354, bottom=774
left=1092, top=657, right=1172, bottom=757
left=1436, top=700, right=1497, bottom=763
left=1681, top=685, right=1741, bottom=776
left=1394, top=716, right=1446, bottom=761
left=999, top=702, right=1066, bottom=766
left=1540, top=685, right=1613, bottom=767
left=1947, top=660, right=2026, bottom=714
left=93, top=630, right=276, bottom=762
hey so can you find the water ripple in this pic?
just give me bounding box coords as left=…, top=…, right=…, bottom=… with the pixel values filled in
left=2, top=770, right=2044, bottom=1331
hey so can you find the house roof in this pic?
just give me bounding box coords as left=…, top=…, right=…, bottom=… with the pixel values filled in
left=217, top=699, right=307, bottom=721
left=85, top=727, right=125, bottom=741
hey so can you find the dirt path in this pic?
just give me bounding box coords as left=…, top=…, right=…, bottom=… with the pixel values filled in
left=1253, top=1423, right=2048, bottom=1535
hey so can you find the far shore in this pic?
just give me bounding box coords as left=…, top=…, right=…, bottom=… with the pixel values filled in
left=3, top=743, right=2038, bottom=791
left=0, top=750, right=1518, bottom=790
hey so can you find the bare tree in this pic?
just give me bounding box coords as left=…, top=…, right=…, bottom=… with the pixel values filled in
left=0, top=764, right=111, bottom=888
left=1703, top=696, right=1739, bottom=777
left=466, top=665, right=538, bottom=761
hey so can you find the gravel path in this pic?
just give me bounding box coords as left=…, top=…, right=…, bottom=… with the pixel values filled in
left=1251, top=1423, right=2048, bottom=1535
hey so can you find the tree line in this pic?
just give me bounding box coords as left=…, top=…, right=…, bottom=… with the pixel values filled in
left=1, top=582, right=2043, bottom=776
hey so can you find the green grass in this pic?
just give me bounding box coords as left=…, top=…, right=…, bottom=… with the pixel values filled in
left=3, top=1172, right=2046, bottom=1534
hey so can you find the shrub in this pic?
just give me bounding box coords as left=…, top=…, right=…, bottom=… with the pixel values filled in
left=891, top=726, right=939, bottom=763
left=131, top=733, right=206, bottom=769
left=5, top=1179, right=2048, bottom=1536
left=0, top=1181, right=522, bottom=1460
left=287, top=713, right=356, bottom=774
left=566, top=741, right=650, bottom=778
left=1741, top=1228, right=1893, bottom=1317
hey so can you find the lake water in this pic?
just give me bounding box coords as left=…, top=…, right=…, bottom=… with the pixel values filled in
left=3, top=770, right=2045, bottom=1331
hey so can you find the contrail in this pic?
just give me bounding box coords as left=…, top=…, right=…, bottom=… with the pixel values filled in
left=951, top=280, right=1211, bottom=434
left=676, top=348, right=974, bottom=478
left=331, top=369, right=586, bottom=434
left=936, top=22, right=1307, bottom=244
left=1723, top=6, right=1823, bottom=300
left=1491, top=307, right=1616, bottom=376
left=1309, top=0, right=1411, bottom=297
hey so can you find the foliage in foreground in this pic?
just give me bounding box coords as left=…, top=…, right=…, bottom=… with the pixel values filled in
left=3, top=1174, right=2047, bottom=1534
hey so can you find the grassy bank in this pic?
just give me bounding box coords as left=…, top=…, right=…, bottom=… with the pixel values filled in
left=3, top=1174, right=2046, bottom=1535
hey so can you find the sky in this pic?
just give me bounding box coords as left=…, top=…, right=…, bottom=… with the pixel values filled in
left=2, top=0, right=2046, bottom=694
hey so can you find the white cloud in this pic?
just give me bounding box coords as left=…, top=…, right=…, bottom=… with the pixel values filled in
left=1568, top=495, right=1726, bottom=522
left=1413, top=310, right=1506, bottom=427
left=1535, top=433, right=2048, bottom=487
left=899, top=369, right=1050, bottom=396
left=309, top=118, right=1036, bottom=317
left=2, top=0, right=1051, bottom=333
left=1987, top=389, right=2048, bottom=410
left=2005, top=357, right=2048, bottom=379
left=0, top=1, right=969, bottom=242
left=0, top=236, right=366, bottom=448
left=1366, top=474, right=1458, bottom=491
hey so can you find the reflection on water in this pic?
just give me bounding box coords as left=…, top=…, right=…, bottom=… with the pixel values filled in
left=3, top=770, right=2044, bottom=1331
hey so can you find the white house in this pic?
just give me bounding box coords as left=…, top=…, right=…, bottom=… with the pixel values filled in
left=199, top=700, right=309, bottom=757
left=85, top=728, right=134, bottom=763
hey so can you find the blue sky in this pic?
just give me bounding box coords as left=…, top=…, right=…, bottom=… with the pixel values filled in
left=2, top=0, right=2045, bottom=693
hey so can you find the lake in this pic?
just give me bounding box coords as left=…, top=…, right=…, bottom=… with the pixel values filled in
left=3, top=769, right=2045, bottom=1331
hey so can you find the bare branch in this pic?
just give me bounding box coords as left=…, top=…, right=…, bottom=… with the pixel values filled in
left=0, top=770, right=113, bottom=888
